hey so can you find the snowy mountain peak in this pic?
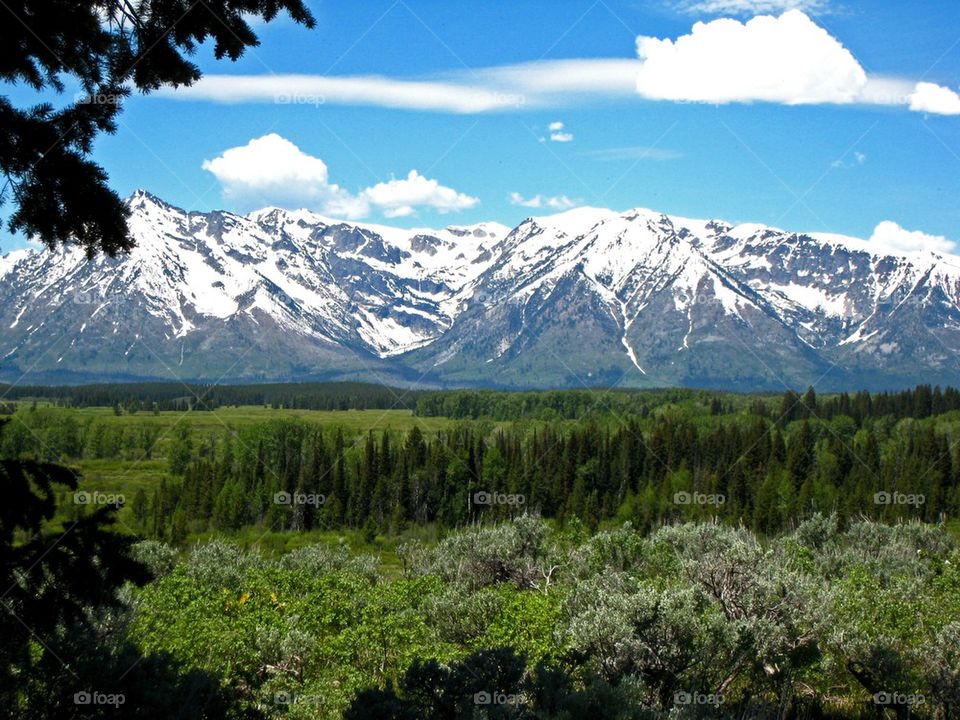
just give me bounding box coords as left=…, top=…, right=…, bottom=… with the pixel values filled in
left=2, top=193, right=960, bottom=389
left=128, top=188, right=179, bottom=213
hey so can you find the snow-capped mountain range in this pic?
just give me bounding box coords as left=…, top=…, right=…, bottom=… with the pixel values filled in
left=2, top=190, right=959, bottom=390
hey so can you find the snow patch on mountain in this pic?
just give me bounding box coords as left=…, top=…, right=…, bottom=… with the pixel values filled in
left=5, top=191, right=960, bottom=388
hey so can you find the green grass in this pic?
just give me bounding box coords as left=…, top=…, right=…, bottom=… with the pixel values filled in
left=41, top=405, right=456, bottom=469
left=48, top=405, right=452, bottom=431
left=945, top=518, right=960, bottom=543
left=26, top=406, right=458, bottom=540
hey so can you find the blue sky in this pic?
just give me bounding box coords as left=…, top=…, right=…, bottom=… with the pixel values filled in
left=5, top=0, right=960, bottom=251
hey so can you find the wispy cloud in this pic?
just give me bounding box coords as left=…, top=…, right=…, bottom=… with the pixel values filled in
left=831, top=151, right=866, bottom=169
left=579, top=146, right=682, bottom=161
left=160, top=14, right=960, bottom=117
left=674, top=0, right=831, bottom=15
left=161, top=59, right=639, bottom=114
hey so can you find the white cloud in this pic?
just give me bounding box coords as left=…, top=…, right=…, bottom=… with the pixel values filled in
left=869, top=221, right=956, bottom=255
left=677, top=0, right=830, bottom=15
left=361, top=171, right=478, bottom=217
left=509, top=192, right=579, bottom=210
left=200, top=133, right=359, bottom=215
left=171, top=74, right=527, bottom=114
left=830, top=151, right=866, bottom=169
left=322, top=193, right=372, bottom=221
left=548, top=121, right=574, bottom=142
left=161, top=60, right=643, bottom=114
left=580, top=146, right=682, bottom=161
left=632, top=11, right=960, bottom=116
left=202, top=134, right=477, bottom=219
left=908, top=82, right=960, bottom=116
left=164, top=22, right=960, bottom=117
left=478, top=59, right=642, bottom=98
left=635, top=10, right=866, bottom=105
left=536, top=120, right=575, bottom=143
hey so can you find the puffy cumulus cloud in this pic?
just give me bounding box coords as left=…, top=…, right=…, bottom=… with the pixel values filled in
left=203, top=135, right=477, bottom=219
left=908, top=82, right=960, bottom=116
left=869, top=221, right=956, bottom=255
left=635, top=10, right=867, bottom=105
left=509, top=192, right=579, bottom=210
left=547, top=120, right=574, bottom=142
left=677, top=0, right=830, bottom=14
left=201, top=133, right=354, bottom=212
left=360, top=171, right=479, bottom=218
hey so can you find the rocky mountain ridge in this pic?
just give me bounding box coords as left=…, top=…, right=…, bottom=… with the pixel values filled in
left=1, top=191, right=958, bottom=390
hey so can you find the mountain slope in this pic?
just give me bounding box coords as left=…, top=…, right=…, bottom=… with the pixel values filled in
left=0, top=191, right=506, bottom=384
left=1, top=192, right=959, bottom=390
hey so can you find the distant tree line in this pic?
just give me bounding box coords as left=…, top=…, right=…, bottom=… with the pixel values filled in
left=784, top=383, right=960, bottom=422
left=0, top=381, right=422, bottom=411
left=6, top=381, right=960, bottom=422
left=415, top=383, right=960, bottom=422
left=413, top=387, right=719, bottom=420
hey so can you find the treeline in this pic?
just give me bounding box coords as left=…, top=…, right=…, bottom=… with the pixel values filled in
left=1, top=380, right=422, bottom=411
left=780, top=383, right=960, bottom=423
left=145, top=403, right=958, bottom=543
left=413, top=387, right=723, bottom=420
left=415, top=383, right=960, bottom=423
left=8, top=380, right=960, bottom=422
